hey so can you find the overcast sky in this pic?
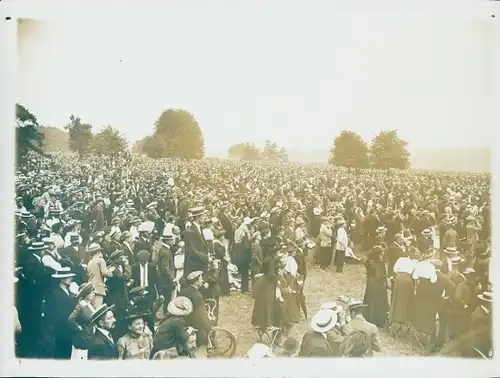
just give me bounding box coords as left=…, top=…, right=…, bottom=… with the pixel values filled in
left=17, top=1, right=495, bottom=155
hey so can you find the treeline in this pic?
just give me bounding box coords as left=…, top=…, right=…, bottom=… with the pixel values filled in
left=329, top=130, right=410, bottom=170
left=227, top=140, right=289, bottom=162
left=15, top=103, right=128, bottom=163
left=16, top=102, right=411, bottom=170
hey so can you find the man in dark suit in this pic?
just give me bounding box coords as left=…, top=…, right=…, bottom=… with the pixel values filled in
left=44, top=269, right=77, bottom=359
left=59, top=233, right=87, bottom=284
left=131, top=250, right=162, bottom=333
left=156, top=235, right=176, bottom=311
left=88, top=304, right=119, bottom=360
left=183, top=206, right=210, bottom=277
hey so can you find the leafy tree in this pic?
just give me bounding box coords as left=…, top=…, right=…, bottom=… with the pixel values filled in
left=370, top=129, right=410, bottom=170
left=277, top=146, right=289, bottom=162
left=148, top=109, right=204, bottom=159
left=262, top=140, right=279, bottom=160
left=132, top=138, right=147, bottom=155
left=92, top=126, right=128, bottom=156
left=329, top=130, right=369, bottom=169
left=15, top=103, right=45, bottom=165
left=39, top=126, right=70, bottom=153
left=228, top=142, right=261, bottom=160
left=64, top=114, right=93, bottom=159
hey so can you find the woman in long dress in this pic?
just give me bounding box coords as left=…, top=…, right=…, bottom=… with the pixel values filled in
left=389, top=256, right=417, bottom=325
left=363, top=246, right=389, bottom=328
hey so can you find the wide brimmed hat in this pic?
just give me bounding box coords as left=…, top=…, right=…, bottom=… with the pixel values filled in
left=52, top=267, right=76, bottom=279
left=186, top=270, right=203, bottom=281
left=444, top=246, right=458, bottom=254
left=421, top=229, right=433, bottom=236
left=124, top=306, right=151, bottom=321
left=450, top=255, right=464, bottom=265
left=477, top=291, right=493, bottom=303
left=376, top=226, right=387, bottom=233
left=108, top=249, right=124, bottom=261
left=189, top=206, right=206, bottom=218
left=162, top=233, right=174, bottom=241
left=311, top=309, right=338, bottom=333
left=90, top=304, right=116, bottom=324
left=28, top=242, right=46, bottom=251
left=166, top=296, right=193, bottom=316
left=76, top=282, right=94, bottom=299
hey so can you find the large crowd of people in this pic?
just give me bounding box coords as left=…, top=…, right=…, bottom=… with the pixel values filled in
left=13, top=151, right=492, bottom=360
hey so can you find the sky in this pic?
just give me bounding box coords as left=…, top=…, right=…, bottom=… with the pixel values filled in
left=16, top=0, right=496, bottom=156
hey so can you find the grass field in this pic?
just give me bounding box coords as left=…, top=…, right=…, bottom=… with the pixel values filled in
left=218, top=252, right=427, bottom=357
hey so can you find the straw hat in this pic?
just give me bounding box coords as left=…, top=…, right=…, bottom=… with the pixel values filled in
left=311, top=309, right=338, bottom=333
left=167, top=296, right=194, bottom=316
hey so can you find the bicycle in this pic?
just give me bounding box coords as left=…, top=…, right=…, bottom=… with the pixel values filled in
left=204, top=298, right=237, bottom=358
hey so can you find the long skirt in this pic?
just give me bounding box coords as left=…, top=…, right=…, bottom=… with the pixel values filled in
left=389, top=273, right=414, bottom=324
left=363, top=276, right=389, bottom=328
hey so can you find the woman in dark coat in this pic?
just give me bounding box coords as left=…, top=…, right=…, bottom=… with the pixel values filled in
left=363, top=246, right=389, bottom=328
left=251, top=254, right=279, bottom=329
left=213, top=231, right=230, bottom=296
left=449, top=269, right=479, bottom=340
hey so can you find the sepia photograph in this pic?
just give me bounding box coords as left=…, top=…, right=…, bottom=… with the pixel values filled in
left=2, top=0, right=498, bottom=376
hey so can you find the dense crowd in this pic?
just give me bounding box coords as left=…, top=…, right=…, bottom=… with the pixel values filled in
left=13, top=151, right=492, bottom=360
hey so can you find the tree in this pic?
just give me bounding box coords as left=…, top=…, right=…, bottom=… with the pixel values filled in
left=329, top=130, right=369, bottom=170
left=228, top=142, right=261, bottom=160
left=39, top=126, right=70, bottom=153
left=149, top=109, right=205, bottom=159
left=262, top=140, right=279, bottom=160
left=64, top=115, right=93, bottom=158
left=15, top=103, right=45, bottom=165
left=370, top=130, right=410, bottom=170
left=92, top=126, right=128, bottom=156
left=277, top=146, right=289, bottom=162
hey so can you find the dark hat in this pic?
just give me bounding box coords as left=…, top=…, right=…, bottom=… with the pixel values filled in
left=70, top=233, right=80, bottom=240
left=124, top=306, right=151, bottom=321
left=129, top=286, right=147, bottom=297
left=108, top=249, right=124, bottom=261
left=76, top=282, right=94, bottom=299
left=90, top=304, right=116, bottom=324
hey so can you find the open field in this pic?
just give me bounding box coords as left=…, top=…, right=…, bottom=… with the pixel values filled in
left=218, top=252, right=427, bottom=357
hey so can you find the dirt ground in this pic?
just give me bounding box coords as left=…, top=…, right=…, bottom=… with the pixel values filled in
left=218, top=252, right=428, bottom=357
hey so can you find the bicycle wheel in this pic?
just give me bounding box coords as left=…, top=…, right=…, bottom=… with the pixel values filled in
left=207, top=327, right=237, bottom=358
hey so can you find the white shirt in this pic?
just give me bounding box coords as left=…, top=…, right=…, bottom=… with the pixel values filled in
left=294, top=227, right=305, bottom=242
left=336, top=227, right=348, bottom=251
left=163, top=222, right=174, bottom=236
left=130, top=225, right=139, bottom=240
left=42, top=250, right=63, bottom=271
left=203, top=228, right=214, bottom=241
left=140, top=264, right=149, bottom=287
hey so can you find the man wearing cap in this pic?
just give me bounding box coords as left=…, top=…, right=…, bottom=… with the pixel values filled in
left=44, top=268, right=77, bottom=359
left=183, top=206, right=211, bottom=278
left=348, top=300, right=382, bottom=356
left=59, top=233, right=87, bottom=284
left=469, top=291, right=492, bottom=358
left=441, top=217, right=458, bottom=251
left=87, top=244, right=116, bottom=308
left=334, top=218, right=348, bottom=273
left=178, top=271, right=212, bottom=358
left=87, top=304, right=119, bottom=360
left=156, top=235, right=176, bottom=310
